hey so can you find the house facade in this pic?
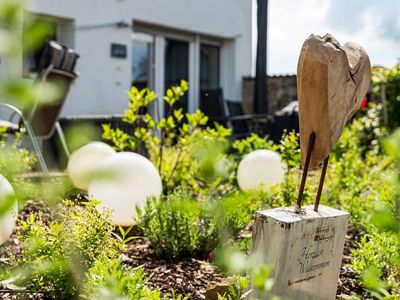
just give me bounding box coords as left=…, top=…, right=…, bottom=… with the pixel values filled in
left=26, top=0, right=253, bottom=117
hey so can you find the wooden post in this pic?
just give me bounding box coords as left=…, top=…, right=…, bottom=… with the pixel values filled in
left=250, top=205, right=348, bottom=299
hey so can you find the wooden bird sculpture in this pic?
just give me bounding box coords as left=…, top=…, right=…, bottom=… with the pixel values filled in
left=297, top=34, right=371, bottom=170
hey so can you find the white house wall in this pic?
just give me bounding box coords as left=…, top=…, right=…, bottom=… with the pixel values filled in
left=27, top=0, right=252, bottom=116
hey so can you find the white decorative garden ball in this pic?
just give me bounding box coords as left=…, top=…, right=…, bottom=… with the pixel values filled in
left=88, top=152, right=162, bottom=226
left=0, top=174, right=18, bottom=245
left=67, top=142, right=116, bottom=190
left=237, top=149, right=286, bottom=191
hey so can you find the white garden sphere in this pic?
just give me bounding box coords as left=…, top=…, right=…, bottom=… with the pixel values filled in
left=237, top=149, right=286, bottom=191
left=0, top=174, right=18, bottom=245
left=88, top=152, right=162, bottom=226
left=67, top=142, right=116, bottom=191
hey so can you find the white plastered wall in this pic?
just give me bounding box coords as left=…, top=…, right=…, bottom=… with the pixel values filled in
left=23, top=0, right=252, bottom=116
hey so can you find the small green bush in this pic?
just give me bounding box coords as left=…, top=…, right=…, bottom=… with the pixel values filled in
left=14, top=200, right=119, bottom=299
left=232, top=133, right=276, bottom=156
left=372, top=62, right=400, bottom=130
left=351, top=230, right=399, bottom=296
left=232, top=131, right=300, bottom=169
left=83, top=256, right=159, bottom=299
left=278, top=131, right=301, bottom=170
left=136, top=189, right=279, bottom=260
left=0, top=130, right=36, bottom=179
left=137, top=194, right=219, bottom=259
left=213, top=191, right=261, bottom=238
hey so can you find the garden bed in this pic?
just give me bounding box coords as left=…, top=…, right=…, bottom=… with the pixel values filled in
left=0, top=201, right=368, bottom=299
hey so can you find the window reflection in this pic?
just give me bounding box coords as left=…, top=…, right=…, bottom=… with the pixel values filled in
left=200, top=44, right=220, bottom=90
left=132, top=32, right=154, bottom=90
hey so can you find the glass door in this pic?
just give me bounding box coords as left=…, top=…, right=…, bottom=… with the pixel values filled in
left=132, top=32, right=154, bottom=90
left=200, top=44, right=220, bottom=90
left=164, top=38, right=189, bottom=115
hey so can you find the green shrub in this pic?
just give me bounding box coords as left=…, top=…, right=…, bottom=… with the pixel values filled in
left=136, top=188, right=283, bottom=260
left=137, top=194, right=219, bottom=259
left=323, top=109, right=399, bottom=298
left=232, top=131, right=300, bottom=169
left=83, top=256, right=159, bottom=299
left=332, top=103, right=386, bottom=161
left=84, top=256, right=190, bottom=299
left=136, top=187, right=289, bottom=260
left=14, top=200, right=119, bottom=299
left=212, top=191, right=264, bottom=238
left=351, top=230, right=399, bottom=296
left=232, top=133, right=277, bottom=156
left=317, top=108, right=395, bottom=234
left=278, top=131, right=301, bottom=170
left=102, top=82, right=231, bottom=193
left=0, top=130, right=36, bottom=180
left=372, top=62, right=400, bottom=130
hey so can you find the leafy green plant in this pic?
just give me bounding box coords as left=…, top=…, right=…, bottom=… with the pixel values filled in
left=332, top=103, right=386, bottom=161
left=320, top=110, right=399, bottom=298
left=103, top=82, right=231, bottom=193
left=383, top=128, right=400, bottom=217
left=136, top=188, right=280, bottom=260
left=232, top=133, right=277, bottom=156
left=278, top=131, right=301, bottom=170
left=372, top=62, right=400, bottom=130
left=351, top=231, right=399, bottom=297
left=352, top=128, right=400, bottom=298
left=212, top=191, right=262, bottom=238
left=232, top=131, right=300, bottom=169
left=12, top=200, right=120, bottom=299
left=0, top=130, right=36, bottom=180
left=0, top=129, right=42, bottom=212
left=360, top=266, right=398, bottom=300
left=83, top=256, right=159, bottom=299
left=136, top=193, right=219, bottom=259
left=5, top=199, right=184, bottom=300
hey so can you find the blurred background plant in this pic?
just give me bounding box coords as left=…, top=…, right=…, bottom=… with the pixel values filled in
left=372, top=61, right=400, bottom=130
left=0, top=129, right=36, bottom=179
left=355, top=128, right=400, bottom=298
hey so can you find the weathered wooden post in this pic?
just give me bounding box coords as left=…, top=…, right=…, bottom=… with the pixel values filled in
left=250, top=34, right=371, bottom=300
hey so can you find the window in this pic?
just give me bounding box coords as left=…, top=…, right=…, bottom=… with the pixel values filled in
left=200, top=44, right=220, bottom=90
left=164, top=38, right=189, bottom=114
left=133, top=23, right=224, bottom=117
left=132, top=32, right=154, bottom=90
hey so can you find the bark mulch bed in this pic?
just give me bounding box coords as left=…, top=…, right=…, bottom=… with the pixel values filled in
left=121, top=239, right=226, bottom=299
left=121, top=223, right=369, bottom=300
left=0, top=201, right=369, bottom=299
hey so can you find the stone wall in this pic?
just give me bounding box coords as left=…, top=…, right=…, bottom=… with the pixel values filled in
left=242, top=75, right=297, bottom=114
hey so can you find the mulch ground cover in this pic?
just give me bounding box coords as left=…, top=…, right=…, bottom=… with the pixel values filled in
left=0, top=201, right=369, bottom=299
